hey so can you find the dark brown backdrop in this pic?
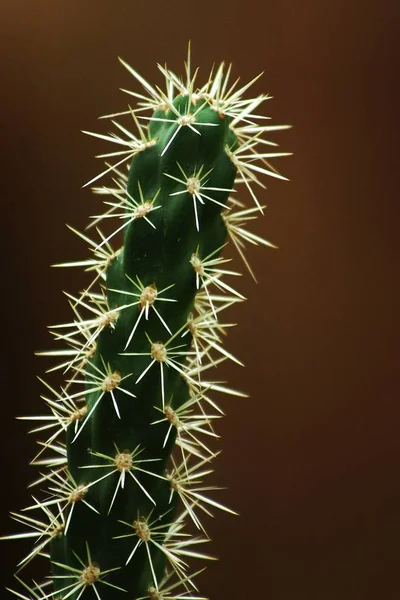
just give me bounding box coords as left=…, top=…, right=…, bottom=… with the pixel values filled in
left=1, top=1, right=399, bottom=598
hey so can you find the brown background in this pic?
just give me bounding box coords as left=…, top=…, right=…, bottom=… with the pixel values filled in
left=1, top=1, right=399, bottom=598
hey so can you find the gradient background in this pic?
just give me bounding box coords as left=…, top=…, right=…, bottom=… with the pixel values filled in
left=1, top=1, right=399, bottom=598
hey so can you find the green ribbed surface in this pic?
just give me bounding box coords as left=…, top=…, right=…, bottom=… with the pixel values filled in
left=52, top=95, right=237, bottom=599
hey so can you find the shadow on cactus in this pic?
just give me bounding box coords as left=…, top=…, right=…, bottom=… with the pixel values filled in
left=3, top=44, right=291, bottom=599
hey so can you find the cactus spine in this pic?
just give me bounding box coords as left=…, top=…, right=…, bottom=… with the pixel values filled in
left=3, top=45, right=290, bottom=599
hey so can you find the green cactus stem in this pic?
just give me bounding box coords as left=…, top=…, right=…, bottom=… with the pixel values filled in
left=3, top=44, right=290, bottom=600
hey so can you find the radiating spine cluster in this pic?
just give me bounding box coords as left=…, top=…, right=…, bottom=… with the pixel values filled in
left=3, top=45, right=290, bottom=599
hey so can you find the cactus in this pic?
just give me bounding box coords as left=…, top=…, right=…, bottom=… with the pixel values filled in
left=3, top=45, right=290, bottom=599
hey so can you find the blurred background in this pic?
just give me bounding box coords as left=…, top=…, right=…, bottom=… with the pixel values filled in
left=0, top=1, right=399, bottom=598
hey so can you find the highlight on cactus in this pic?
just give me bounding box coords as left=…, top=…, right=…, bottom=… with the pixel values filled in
left=3, top=44, right=290, bottom=599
